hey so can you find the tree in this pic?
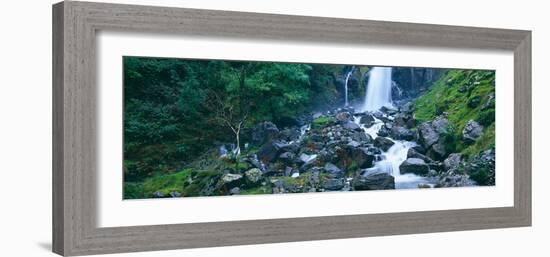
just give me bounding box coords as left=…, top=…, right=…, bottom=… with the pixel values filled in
left=205, top=90, right=249, bottom=157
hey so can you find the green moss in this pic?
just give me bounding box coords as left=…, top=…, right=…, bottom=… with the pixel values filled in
left=462, top=123, right=495, bottom=158
left=414, top=70, right=495, bottom=158
left=141, top=169, right=192, bottom=197
left=312, top=116, right=335, bottom=129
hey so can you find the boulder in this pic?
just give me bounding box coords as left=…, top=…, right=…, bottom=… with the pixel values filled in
left=481, top=93, right=495, bottom=110
left=351, top=131, right=371, bottom=143
left=351, top=147, right=375, bottom=169
left=444, top=153, right=462, bottom=171
left=360, top=114, right=376, bottom=127
left=400, top=102, right=414, bottom=113
left=251, top=121, right=279, bottom=144
left=428, top=139, right=448, bottom=161
left=468, top=95, right=481, bottom=108
left=245, top=168, right=263, bottom=184
left=432, top=116, right=450, bottom=134
left=220, top=173, right=244, bottom=188
left=229, top=187, right=241, bottom=195
left=324, top=162, right=343, bottom=177
left=299, top=153, right=318, bottom=171
left=399, top=158, right=430, bottom=175
left=279, top=127, right=301, bottom=142
left=374, top=136, right=395, bottom=152
left=342, top=121, right=362, bottom=131
left=168, top=191, right=182, bottom=198
left=417, top=122, right=439, bottom=148
left=353, top=170, right=395, bottom=190
left=407, top=148, right=433, bottom=163
left=322, top=178, right=345, bottom=191
left=390, top=126, right=415, bottom=141
left=257, top=140, right=288, bottom=163
left=335, top=112, right=353, bottom=123
left=462, top=120, right=483, bottom=144
left=278, top=152, right=297, bottom=165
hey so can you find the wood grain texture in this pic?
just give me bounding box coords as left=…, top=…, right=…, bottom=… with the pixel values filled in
left=52, top=1, right=532, bottom=256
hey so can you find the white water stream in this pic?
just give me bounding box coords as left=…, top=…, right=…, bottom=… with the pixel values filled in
left=363, top=67, right=393, bottom=112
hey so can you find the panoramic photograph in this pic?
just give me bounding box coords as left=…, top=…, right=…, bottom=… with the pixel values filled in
left=122, top=56, right=496, bottom=199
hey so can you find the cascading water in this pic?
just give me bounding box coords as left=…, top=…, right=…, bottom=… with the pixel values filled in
left=363, top=67, right=393, bottom=112
left=374, top=141, right=432, bottom=189
left=343, top=67, right=354, bottom=107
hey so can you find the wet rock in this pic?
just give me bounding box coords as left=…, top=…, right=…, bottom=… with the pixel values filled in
left=462, top=120, right=483, bottom=144
left=399, top=158, right=430, bottom=175
left=353, top=169, right=395, bottom=190
left=374, top=136, right=395, bottom=151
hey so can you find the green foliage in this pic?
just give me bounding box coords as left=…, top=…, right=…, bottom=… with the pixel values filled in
left=312, top=116, right=335, bottom=129
left=141, top=169, right=192, bottom=197
left=414, top=70, right=495, bottom=158
left=123, top=57, right=349, bottom=187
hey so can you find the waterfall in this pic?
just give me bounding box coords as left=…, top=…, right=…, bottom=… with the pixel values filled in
left=344, top=67, right=354, bottom=106
left=363, top=67, right=393, bottom=111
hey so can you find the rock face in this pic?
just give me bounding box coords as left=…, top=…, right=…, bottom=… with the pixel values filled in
left=374, top=136, right=395, bottom=151
left=462, top=120, right=483, bottom=144
left=399, top=158, right=430, bottom=175
left=252, top=121, right=279, bottom=144
left=353, top=170, right=395, bottom=190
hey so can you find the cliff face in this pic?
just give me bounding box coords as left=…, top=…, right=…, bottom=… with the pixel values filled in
left=391, top=67, right=445, bottom=101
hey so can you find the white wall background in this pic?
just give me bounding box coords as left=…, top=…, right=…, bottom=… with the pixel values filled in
left=0, top=0, right=547, bottom=256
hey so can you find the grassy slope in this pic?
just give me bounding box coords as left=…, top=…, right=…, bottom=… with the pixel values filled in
left=414, top=70, right=496, bottom=158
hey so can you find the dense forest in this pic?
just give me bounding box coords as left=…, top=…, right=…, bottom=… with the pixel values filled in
left=123, top=56, right=495, bottom=199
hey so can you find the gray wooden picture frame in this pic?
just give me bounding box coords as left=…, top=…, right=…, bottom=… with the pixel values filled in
left=52, top=1, right=531, bottom=256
